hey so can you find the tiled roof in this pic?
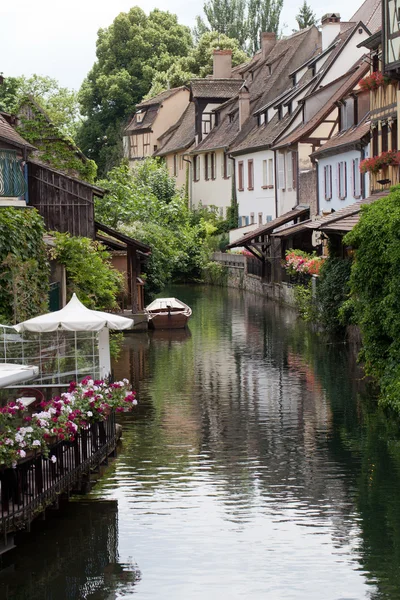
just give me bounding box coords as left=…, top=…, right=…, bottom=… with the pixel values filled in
left=190, top=79, right=243, bottom=100
left=0, top=113, right=35, bottom=150
left=156, top=103, right=195, bottom=156
left=125, top=106, right=159, bottom=133
left=305, top=192, right=389, bottom=232
left=227, top=206, right=310, bottom=248
left=350, top=0, right=381, bottom=33
left=273, top=60, right=369, bottom=149
left=271, top=219, right=313, bottom=237
left=311, top=120, right=370, bottom=157
left=136, top=87, right=187, bottom=108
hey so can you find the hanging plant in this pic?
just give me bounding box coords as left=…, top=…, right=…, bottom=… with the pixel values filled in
left=358, top=71, right=397, bottom=92
left=359, top=150, right=400, bottom=174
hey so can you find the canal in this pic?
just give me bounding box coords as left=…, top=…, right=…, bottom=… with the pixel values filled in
left=1, top=285, right=400, bottom=599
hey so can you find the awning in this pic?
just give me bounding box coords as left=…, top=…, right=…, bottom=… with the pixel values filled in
left=227, top=206, right=310, bottom=249
left=0, top=364, right=39, bottom=388
left=271, top=219, right=313, bottom=237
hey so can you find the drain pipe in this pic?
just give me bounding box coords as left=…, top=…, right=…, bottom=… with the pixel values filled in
left=228, top=154, right=237, bottom=227
left=183, top=155, right=192, bottom=210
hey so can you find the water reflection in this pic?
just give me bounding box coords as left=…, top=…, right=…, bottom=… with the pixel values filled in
left=0, top=501, right=140, bottom=599
left=2, top=285, right=400, bottom=598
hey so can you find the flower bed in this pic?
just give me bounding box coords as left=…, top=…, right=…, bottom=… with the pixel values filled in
left=284, top=250, right=325, bottom=276
left=360, top=150, right=400, bottom=174
left=358, top=71, right=396, bottom=91
left=0, top=377, right=136, bottom=468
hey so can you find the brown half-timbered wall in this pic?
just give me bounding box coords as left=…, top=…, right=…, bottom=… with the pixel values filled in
left=28, top=162, right=96, bottom=239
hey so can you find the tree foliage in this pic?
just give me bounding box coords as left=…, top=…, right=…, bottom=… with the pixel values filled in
left=76, top=8, right=193, bottom=175
left=344, top=187, right=400, bottom=413
left=50, top=233, right=124, bottom=310
left=295, top=1, right=318, bottom=30
left=194, top=0, right=283, bottom=53
left=316, top=257, right=352, bottom=334
left=96, top=159, right=226, bottom=299
left=0, top=208, right=49, bottom=324
left=0, top=74, right=81, bottom=138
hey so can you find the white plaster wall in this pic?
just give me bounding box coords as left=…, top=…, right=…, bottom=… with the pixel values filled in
left=235, top=149, right=276, bottom=226
left=192, top=150, right=232, bottom=214
left=275, top=149, right=298, bottom=216
left=165, top=153, right=188, bottom=189
left=318, top=29, right=370, bottom=86
left=317, top=145, right=370, bottom=213
left=152, top=90, right=190, bottom=148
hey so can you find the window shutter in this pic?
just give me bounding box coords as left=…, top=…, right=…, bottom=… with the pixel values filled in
left=278, top=153, right=285, bottom=189
left=292, top=152, right=298, bottom=189
left=344, top=162, right=347, bottom=198
left=286, top=152, right=293, bottom=189
left=245, top=216, right=249, bottom=226
left=352, top=160, right=356, bottom=197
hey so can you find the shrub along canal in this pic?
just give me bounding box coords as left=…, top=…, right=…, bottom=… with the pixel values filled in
left=1, top=285, right=400, bottom=599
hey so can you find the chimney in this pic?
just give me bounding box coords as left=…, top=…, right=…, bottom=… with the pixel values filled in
left=213, top=49, right=232, bottom=79
left=261, top=32, right=276, bottom=60
left=321, top=13, right=341, bottom=51
left=239, top=85, right=250, bottom=130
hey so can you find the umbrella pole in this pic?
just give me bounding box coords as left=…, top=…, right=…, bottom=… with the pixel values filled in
left=98, top=328, right=111, bottom=380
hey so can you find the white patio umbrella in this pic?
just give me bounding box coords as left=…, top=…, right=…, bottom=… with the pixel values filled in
left=14, top=293, right=133, bottom=378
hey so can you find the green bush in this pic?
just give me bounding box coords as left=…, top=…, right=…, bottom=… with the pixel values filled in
left=344, top=185, right=400, bottom=412
left=293, top=281, right=318, bottom=322
left=50, top=232, right=124, bottom=310
left=316, top=257, right=353, bottom=334
left=202, top=261, right=228, bottom=286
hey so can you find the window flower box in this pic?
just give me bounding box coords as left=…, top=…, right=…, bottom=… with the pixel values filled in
left=358, top=71, right=396, bottom=91
left=360, top=151, right=400, bottom=174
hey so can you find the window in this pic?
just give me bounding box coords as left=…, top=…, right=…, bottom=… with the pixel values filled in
left=372, top=127, right=379, bottom=156
left=250, top=212, right=255, bottom=224
left=179, top=155, right=184, bottom=170
left=153, top=145, right=158, bottom=153
left=324, top=165, right=332, bottom=200
left=259, top=113, right=265, bottom=126
left=193, top=155, right=199, bottom=181
left=382, top=122, right=389, bottom=152
left=278, top=152, right=285, bottom=189
left=211, top=153, right=216, bottom=180
left=392, top=119, right=398, bottom=151
left=173, top=154, right=178, bottom=177
left=0, top=150, right=26, bottom=197
left=136, top=110, right=145, bottom=123
left=286, top=152, right=293, bottom=190
left=247, top=160, right=254, bottom=190
left=338, top=161, right=347, bottom=199
left=130, top=135, right=138, bottom=158
left=223, top=152, right=229, bottom=178
left=352, top=158, right=361, bottom=198
left=266, top=215, right=272, bottom=222
left=258, top=213, right=263, bottom=225
left=372, top=53, right=379, bottom=72
left=340, top=97, right=355, bottom=132
left=262, top=160, right=268, bottom=187
left=238, top=161, right=244, bottom=191
left=143, top=133, right=150, bottom=154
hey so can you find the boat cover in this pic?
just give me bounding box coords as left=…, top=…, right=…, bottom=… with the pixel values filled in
left=146, top=298, right=188, bottom=311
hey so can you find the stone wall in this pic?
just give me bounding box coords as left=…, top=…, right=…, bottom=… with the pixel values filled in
left=212, top=252, right=297, bottom=307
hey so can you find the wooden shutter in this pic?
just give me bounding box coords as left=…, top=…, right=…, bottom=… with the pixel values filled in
left=286, top=152, right=293, bottom=189
left=204, top=154, right=209, bottom=180
left=292, top=152, right=298, bottom=189
left=278, top=153, right=285, bottom=189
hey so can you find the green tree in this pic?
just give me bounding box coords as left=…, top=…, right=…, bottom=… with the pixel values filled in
left=145, top=32, right=248, bottom=100
left=344, top=186, right=400, bottom=413
left=247, top=0, right=283, bottom=53
left=76, top=8, right=193, bottom=176
left=0, top=74, right=81, bottom=138
left=295, top=1, right=318, bottom=30
left=194, top=0, right=248, bottom=47
left=96, top=159, right=226, bottom=298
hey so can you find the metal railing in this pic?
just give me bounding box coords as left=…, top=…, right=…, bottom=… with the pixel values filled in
left=0, top=413, right=117, bottom=537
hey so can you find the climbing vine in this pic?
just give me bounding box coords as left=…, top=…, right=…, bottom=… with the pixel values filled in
left=17, top=98, right=97, bottom=183
left=0, top=208, right=49, bottom=324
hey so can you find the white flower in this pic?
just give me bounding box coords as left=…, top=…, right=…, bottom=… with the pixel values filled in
left=15, top=433, right=24, bottom=443
left=123, top=378, right=129, bottom=384
left=50, top=455, right=57, bottom=463
left=19, top=449, right=26, bottom=458
left=87, top=411, right=93, bottom=417
left=5, top=438, right=13, bottom=446
left=25, top=426, right=33, bottom=433
left=32, top=440, right=41, bottom=447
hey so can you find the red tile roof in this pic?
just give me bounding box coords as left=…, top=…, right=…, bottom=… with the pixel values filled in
left=311, top=120, right=370, bottom=157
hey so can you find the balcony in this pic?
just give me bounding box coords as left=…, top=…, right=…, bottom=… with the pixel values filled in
left=0, top=149, right=26, bottom=207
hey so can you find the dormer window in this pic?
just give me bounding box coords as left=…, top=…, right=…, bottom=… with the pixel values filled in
left=278, top=106, right=283, bottom=120
left=229, top=114, right=234, bottom=123
left=259, top=113, right=265, bottom=126
left=136, top=110, right=145, bottom=124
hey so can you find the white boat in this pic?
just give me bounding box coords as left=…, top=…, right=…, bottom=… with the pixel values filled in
left=145, top=298, right=192, bottom=329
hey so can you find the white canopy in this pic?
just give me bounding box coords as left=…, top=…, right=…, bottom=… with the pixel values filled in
left=14, top=293, right=134, bottom=333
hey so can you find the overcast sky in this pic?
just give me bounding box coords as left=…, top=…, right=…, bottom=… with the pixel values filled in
left=2, top=0, right=362, bottom=91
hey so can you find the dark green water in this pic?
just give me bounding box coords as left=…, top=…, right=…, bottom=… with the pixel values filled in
left=2, top=285, right=400, bottom=599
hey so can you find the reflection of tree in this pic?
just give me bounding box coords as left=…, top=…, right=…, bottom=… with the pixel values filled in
left=0, top=501, right=141, bottom=600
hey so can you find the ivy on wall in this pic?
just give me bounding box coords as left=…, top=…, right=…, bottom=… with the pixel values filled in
left=16, top=98, right=97, bottom=183
left=0, top=208, right=49, bottom=324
